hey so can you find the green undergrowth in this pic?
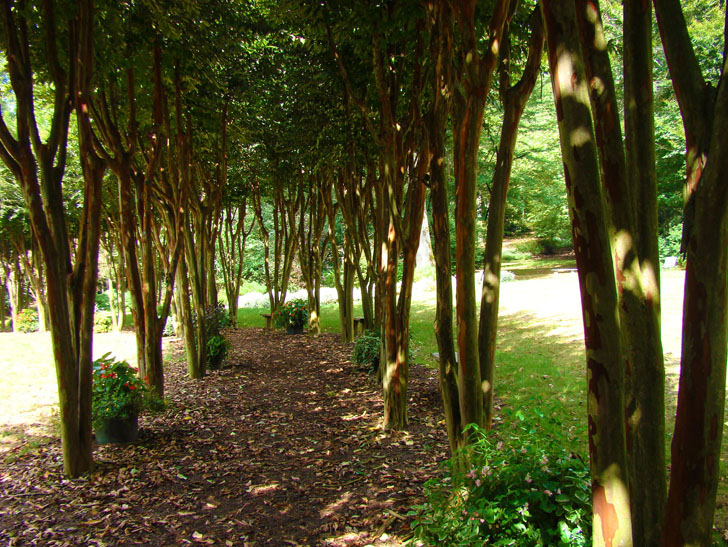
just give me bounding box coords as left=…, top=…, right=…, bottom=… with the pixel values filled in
left=411, top=403, right=591, bottom=546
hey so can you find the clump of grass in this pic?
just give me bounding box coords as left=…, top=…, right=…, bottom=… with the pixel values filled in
left=503, top=248, right=532, bottom=261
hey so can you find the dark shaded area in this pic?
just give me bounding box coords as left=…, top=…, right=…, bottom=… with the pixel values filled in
left=0, top=329, right=448, bottom=546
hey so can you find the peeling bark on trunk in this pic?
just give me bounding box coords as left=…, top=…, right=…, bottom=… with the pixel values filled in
left=542, top=2, right=633, bottom=544
left=0, top=0, right=103, bottom=477
left=322, top=177, right=355, bottom=343
left=253, top=178, right=301, bottom=316
left=450, top=0, right=511, bottom=431
left=653, top=0, right=728, bottom=542
left=575, top=1, right=666, bottom=543
left=93, top=47, right=182, bottom=396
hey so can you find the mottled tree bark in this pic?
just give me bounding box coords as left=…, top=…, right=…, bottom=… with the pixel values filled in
left=298, top=173, right=327, bottom=336
left=0, top=0, right=102, bottom=477
left=93, top=47, right=182, bottom=396
left=621, top=1, right=666, bottom=544
left=220, top=198, right=255, bottom=326
left=328, top=10, right=429, bottom=430
left=541, top=2, right=632, bottom=544
left=426, top=0, right=462, bottom=454
left=654, top=0, right=728, bottom=543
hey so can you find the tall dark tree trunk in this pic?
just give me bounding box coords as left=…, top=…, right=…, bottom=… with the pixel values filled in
left=220, top=197, right=254, bottom=325
left=253, top=178, right=300, bottom=316
left=298, top=173, right=327, bottom=335
left=4, top=258, right=21, bottom=331
left=572, top=1, right=667, bottom=544
left=541, top=2, right=632, bottom=544
left=322, top=178, right=356, bottom=342
left=427, top=0, right=463, bottom=457
left=0, top=265, right=7, bottom=330
left=328, top=12, right=429, bottom=430
left=653, top=0, right=728, bottom=542
left=0, top=0, right=103, bottom=477
left=93, top=47, right=181, bottom=396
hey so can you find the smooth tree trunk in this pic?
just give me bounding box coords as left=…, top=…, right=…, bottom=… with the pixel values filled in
left=0, top=268, right=6, bottom=330
left=298, top=173, right=327, bottom=336
left=574, top=1, right=666, bottom=544
left=253, top=179, right=301, bottom=316
left=94, top=47, right=182, bottom=396
left=541, top=2, right=632, bottom=544
left=322, top=178, right=356, bottom=342
left=450, top=0, right=511, bottom=430
left=176, top=253, right=199, bottom=378
left=15, top=238, right=49, bottom=332
left=654, top=0, right=728, bottom=542
left=329, top=14, right=429, bottom=429
left=427, top=0, right=462, bottom=456
left=478, top=9, right=543, bottom=429
left=100, top=228, right=127, bottom=332
left=4, top=261, right=21, bottom=331
left=220, top=198, right=254, bottom=325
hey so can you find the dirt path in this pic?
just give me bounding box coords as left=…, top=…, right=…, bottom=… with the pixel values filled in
left=0, top=329, right=448, bottom=547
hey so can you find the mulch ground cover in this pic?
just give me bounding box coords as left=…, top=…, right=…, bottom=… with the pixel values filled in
left=0, top=328, right=449, bottom=546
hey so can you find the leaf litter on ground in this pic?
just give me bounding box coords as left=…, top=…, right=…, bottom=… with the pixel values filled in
left=0, top=328, right=449, bottom=546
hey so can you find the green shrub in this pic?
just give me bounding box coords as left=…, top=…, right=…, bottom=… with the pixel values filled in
left=94, top=313, right=113, bottom=333
left=411, top=404, right=591, bottom=546
left=16, top=308, right=38, bottom=333
left=206, top=334, right=229, bottom=370
left=206, top=303, right=231, bottom=331
left=351, top=330, right=381, bottom=373
left=321, top=269, right=337, bottom=288
left=515, top=239, right=543, bottom=256
left=658, top=221, right=683, bottom=261
left=95, top=291, right=110, bottom=311
left=192, top=303, right=231, bottom=338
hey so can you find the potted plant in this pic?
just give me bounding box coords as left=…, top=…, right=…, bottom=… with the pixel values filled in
left=92, top=353, right=146, bottom=444
left=274, top=299, right=308, bottom=335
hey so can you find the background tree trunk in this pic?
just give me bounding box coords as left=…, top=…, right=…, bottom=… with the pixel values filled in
left=478, top=9, right=543, bottom=430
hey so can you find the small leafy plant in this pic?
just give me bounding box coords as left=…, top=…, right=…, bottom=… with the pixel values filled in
left=92, top=353, right=146, bottom=430
left=206, top=333, right=230, bottom=370
left=351, top=330, right=381, bottom=373
left=94, top=313, right=113, bottom=333
left=411, top=403, right=591, bottom=546
left=205, top=303, right=231, bottom=331
left=274, top=299, right=308, bottom=329
left=16, top=308, right=38, bottom=332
